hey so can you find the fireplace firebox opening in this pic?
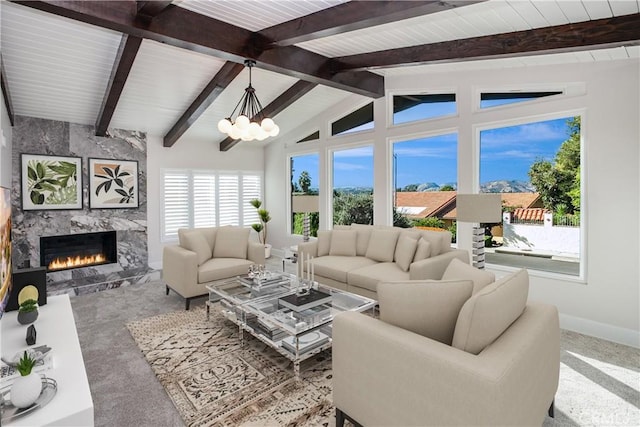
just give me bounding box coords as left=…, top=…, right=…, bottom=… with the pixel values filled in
left=40, top=231, right=117, bottom=272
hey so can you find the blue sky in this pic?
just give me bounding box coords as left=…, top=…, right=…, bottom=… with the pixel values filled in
left=291, top=109, right=574, bottom=189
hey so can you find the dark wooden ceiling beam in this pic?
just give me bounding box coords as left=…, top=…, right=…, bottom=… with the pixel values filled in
left=0, top=56, right=15, bottom=127
left=334, top=13, right=640, bottom=70
left=220, top=80, right=317, bottom=151
left=136, top=1, right=173, bottom=22
left=13, top=1, right=384, bottom=98
left=259, top=1, right=485, bottom=47
left=164, top=61, right=244, bottom=147
left=95, top=34, right=142, bottom=136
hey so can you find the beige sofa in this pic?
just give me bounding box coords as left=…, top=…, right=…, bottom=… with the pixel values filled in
left=162, top=226, right=265, bottom=309
left=333, top=268, right=560, bottom=426
left=297, top=224, right=469, bottom=299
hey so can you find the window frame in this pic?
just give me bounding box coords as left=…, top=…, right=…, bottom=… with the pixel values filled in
left=387, top=89, right=458, bottom=129
left=288, top=151, right=321, bottom=237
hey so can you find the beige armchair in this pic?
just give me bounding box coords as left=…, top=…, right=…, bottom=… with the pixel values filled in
left=162, top=226, right=265, bottom=309
left=332, top=269, right=560, bottom=426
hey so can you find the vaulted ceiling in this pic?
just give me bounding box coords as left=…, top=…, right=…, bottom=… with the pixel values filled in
left=1, top=0, right=639, bottom=151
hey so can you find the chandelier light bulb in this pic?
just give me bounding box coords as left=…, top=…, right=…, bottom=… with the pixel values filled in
left=248, top=122, right=261, bottom=138
left=256, top=130, right=268, bottom=141
left=260, top=118, right=275, bottom=132
left=235, top=115, right=250, bottom=130
left=229, top=125, right=241, bottom=140
left=217, top=118, right=232, bottom=134
left=269, top=124, right=280, bottom=137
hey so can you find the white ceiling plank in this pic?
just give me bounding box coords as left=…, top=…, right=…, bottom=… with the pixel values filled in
left=556, top=1, right=591, bottom=22
left=608, top=0, right=639, bottom=15
left=530, top=1, right=570, bottom=25
left=582, top=0, right=614, bottom=19
left=508, top=1, right=550, bottom=28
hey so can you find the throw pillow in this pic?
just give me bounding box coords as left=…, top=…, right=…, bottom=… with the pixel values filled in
left=452, top=269, right=529, bottom=355
left=351, top=224, right=373, bottom=256
left=329, top=230, right=357, bottom=256
left=316, top=230, right=331, bottom=257
left=212, top=227, right=250, bottom=259
left=412, top=237, right=431, bottom=262
left=378, top=280, right=473, bottom=345
left=365, top=229, right=400, bottom=262
left=394, top=234, right=419, bottom=272
left=442, top=258, right=495, bottom=294
left=181, top=230, right=212, bottom=266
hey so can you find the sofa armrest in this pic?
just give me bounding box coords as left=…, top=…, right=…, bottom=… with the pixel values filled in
left=162, top=245, right=199, bottom=297
left=298, top=240, right=318, bottom=258
left=333, top=303, right=559, bottom=426
left=409, top=248, right=469, bottom=280
left=248, top=241, right=266, bottom=265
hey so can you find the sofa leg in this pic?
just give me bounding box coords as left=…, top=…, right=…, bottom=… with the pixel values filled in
left=548, top=399, right=555, bottom=418
left=165, top=285, right=170, bottom=296
left=185, top=298, right=191, bottom=310
left=336, top=408, right=345, bottom=427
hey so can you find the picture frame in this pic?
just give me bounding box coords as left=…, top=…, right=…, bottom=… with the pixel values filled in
left=89, top=158, right=139, bottom=209
left=21, top=154, right=83, bottom=211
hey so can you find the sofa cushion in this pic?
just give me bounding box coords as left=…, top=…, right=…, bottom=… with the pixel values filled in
left=199, top=258, right=254, bottom=283
left=330, top=230, right=357, bottom=256
left=180, top=230, right=212, bottom=266
left=351, top=224, right=373, bottom=256
left=365, top=229, right=400, bottom=262
left=413, top=237, right=432, bottom=262
left=452, top=269, right=529, bottom=355
left=394, top=233, right=419, bottom=272
left=212, top=227, right=250, bottom=259
left=310, top=256, right=377, bottom=283
left=442, top=258, right=495, bottom=294
left=348, top=262, right=409, bottom=292
left=316, top=230, right=331, bottom=257
left=417, top=230, right=451, bottom=256
left=378, top=279, right=473, bottom=345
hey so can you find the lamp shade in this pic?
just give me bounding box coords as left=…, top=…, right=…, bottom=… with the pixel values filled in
left=456, top=193, right=502, bottom=223
left=292, top=195, right=319, bottom=213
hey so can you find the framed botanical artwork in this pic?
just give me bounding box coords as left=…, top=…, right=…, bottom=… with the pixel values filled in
left=21, top=154, right=83, bottom=211
left=89, top=158, right=139, bottom=209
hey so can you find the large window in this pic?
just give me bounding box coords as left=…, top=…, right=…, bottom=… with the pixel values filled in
left=480, top=91, right=562, bottom=109
left=290, top=153, right=320, bottom=237
left=479, top=116, right=582, bottom=276
left=392, top=133, right=458, bottom=232
left=332, top=146, right=374, bottom=225
left=331, top=103, right=374, bottom=136
left=393, top=93, right=456, bottom=125
left=161, top=169, right=262, bottom=241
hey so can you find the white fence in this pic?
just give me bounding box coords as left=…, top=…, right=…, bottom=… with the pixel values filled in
left=502, top=212, right=580, bottom=255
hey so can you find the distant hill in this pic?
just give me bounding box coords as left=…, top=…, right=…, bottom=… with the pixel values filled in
left=481, top=180, right=535, bottom=193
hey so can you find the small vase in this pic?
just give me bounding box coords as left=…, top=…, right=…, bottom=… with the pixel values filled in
left=11, top=373, right=42, bottom=408
left=17, top=310, right=38, bottom=325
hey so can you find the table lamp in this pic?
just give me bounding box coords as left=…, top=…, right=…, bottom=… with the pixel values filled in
left=456, top=193, right=502, bottom=269
left=292, top=195, right=319, bottom=242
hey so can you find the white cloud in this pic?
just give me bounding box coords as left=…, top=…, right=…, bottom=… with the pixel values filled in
left=481, top=120, right=567, bottom=147
left=394, top=146, right=456, bottom=158
left=333, top=146, right=374, bottom=158
left=333, top=161, right=369, bottom=171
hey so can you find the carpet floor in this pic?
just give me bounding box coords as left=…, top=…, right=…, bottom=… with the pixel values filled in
left=70, top=275, right=640, bottom=426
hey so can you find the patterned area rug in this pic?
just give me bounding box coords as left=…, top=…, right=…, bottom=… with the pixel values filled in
left=127, top=305, right=337, bottom=427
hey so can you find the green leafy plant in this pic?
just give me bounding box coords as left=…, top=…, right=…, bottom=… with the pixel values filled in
left=27, top=159, right=78, bottom=205
left=16, top=351, right=37, bottom=376
left=250, top=199, right=271, bottom=245
left=18, top=299, right=38, bottom=313
left=94, top=164, right=134, bottom=203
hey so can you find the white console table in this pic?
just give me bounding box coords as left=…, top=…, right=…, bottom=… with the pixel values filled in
left=1, top=295, right=94, bottom=426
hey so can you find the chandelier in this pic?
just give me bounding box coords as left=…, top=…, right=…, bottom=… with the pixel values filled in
left=217, top=59, right=279, bottom=141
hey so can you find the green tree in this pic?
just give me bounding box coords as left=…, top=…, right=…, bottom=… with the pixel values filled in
left=412, top=217, right=445, bottom=229
left=298, top=171, right=311, bottom=194
left=528, top=116, right=580, bottom=214
left=401, top=184, right=418, bottom=192
left=439, top=184, right=455, bottom=191
left=333, top=191, right=373, bottom=225
left=393, top=209, right=411, bottom=228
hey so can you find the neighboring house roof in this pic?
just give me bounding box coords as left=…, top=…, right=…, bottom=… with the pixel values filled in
left=396, top=191, right=542, bottom=221
left=511, top=207, right=549, bottom=222
left=395, top=191, right=456, bottom=219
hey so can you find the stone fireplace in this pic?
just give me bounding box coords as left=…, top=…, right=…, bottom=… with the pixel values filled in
left=40, top=231, right=118, bottom=272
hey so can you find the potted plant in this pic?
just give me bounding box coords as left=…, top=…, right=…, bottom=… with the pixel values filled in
left=10, top=351, right=42, bottom=408
left=250, top=199, right=272, bottom=258
left=18, top=298, right=39, bottom=325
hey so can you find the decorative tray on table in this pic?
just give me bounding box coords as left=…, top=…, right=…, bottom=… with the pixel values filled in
left=0, top=376, right=57, bottom=423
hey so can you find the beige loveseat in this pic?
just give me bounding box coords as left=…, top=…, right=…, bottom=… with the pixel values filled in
left=333, top=267, right=560, bottom=426
left=297, top=224, right=469, bottom=299
left=163, top=226, right=265, bottom=309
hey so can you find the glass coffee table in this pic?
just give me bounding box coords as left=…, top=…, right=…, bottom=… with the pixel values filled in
left=206, top=272, right=376, bottom=379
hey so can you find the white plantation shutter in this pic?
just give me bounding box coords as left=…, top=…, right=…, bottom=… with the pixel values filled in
left=162, top=171, right=190, bottom=240
left=193, top=173, right=216, bottom=228
left=161, top=170, right=263, bottom=241
left=242, top=174, right=261, bottom=226
left=217, top=174, right=240, bottom=226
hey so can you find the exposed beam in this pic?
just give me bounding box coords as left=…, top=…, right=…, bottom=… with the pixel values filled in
left=220, top=80, right=317, bottom=152
left=136, top=1, right=173, bottom=22
left=13, top=1, right=384, bottom=98
left=0, top=56, right=15, bottom=127
left=260, top=1, right=485, bottom=47
left=95, top=34, right=142, bottom=136
left=335, top=13, right=640, bottom=70
left=164, top=61, right=244, bottom=147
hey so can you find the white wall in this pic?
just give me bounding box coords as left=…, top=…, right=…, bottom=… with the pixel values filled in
left=265, top=59, right=640, bottom=347
left=146, top=135, right=264, bottom=268
left=0, top=97, right=12, bottom=188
